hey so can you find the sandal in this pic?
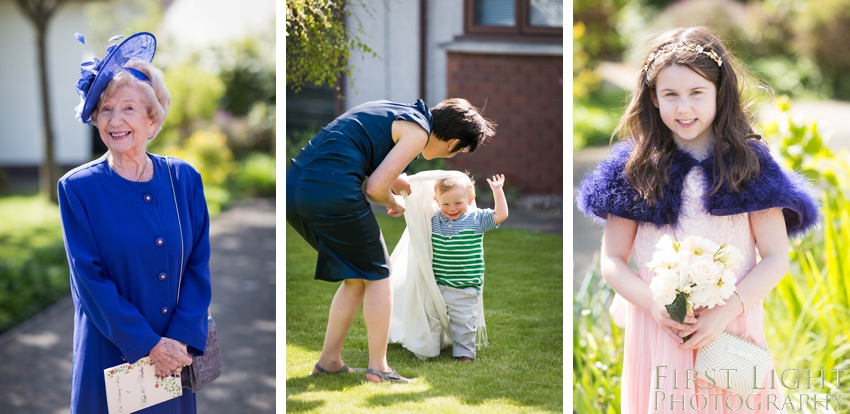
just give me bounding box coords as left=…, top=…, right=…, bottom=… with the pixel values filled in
left=310, top=362, right=365, bottom=375
left=365, top=368, right=415, bottom=384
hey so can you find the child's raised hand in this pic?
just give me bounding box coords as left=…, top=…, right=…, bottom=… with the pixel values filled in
left=486, top=174, right=505, bottom=190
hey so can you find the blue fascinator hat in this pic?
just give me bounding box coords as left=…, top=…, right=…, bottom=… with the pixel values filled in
left=74, top=31, right=156, bottom=125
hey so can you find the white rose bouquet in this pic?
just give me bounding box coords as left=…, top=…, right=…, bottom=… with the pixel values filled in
left=647, top=234, right=744, bottom=334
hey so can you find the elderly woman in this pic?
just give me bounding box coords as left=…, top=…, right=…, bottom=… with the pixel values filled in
left=287, top=98, right=495, bottom=383
left=59, top=32, right=211, bottom=413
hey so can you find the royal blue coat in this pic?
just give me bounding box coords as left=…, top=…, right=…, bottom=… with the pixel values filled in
left=58, top=153, right=211, bottom=413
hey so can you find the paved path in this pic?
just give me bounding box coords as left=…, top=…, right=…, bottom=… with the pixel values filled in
left=572, top=147, right=609, bottom=291
left=0, top=198, right=276, bottom=413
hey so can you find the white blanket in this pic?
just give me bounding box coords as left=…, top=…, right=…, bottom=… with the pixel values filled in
left=388, top=170, right=487, bottom=359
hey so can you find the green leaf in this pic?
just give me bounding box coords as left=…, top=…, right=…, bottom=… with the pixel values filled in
left=665, top=292, right=688, bottom=325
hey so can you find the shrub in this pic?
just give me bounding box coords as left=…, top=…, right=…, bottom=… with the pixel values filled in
left=160, top=127, right=236, bottom=216
left=150, top=63, right=226, bottom=152
left=0, top=196, right=68, bottom=334
left=573, top=22, right=602, bottom=101
left=791, top=0, right=850, bottom=99
left=574, top=0, right=631, bottom=61
left=573, top=266, right=623, bottom=413
left=574, top=87, right=628, bottom=149
left=643, top=0, right=750, bottom=58
left=237, top=153, right=276, bottom=197
left=286, top=127, right=317, bottom=169
left=637, top=0, right=827, bottom=99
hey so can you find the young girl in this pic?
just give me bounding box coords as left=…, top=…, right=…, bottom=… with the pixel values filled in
left=577, top=27, right=818, bottom=413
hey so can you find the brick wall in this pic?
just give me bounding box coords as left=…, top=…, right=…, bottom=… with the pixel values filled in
left=445, top=53, right=562, bottom=195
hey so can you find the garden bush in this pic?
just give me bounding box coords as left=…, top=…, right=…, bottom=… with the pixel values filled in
left=159, top=127, right=236, bottom=216
left=152, top=62, right=226, bottom=150
left=0, top=196, right=68, bottom=334
left=791, top=0, right=850, bottom=99
left=237, top=153, right=276, bottom=197
left=574, top=86, right=629, bottom=149
left=615, top=0, right=827, bottom=100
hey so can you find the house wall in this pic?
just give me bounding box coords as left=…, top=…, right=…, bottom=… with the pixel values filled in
left=345, top=0, right=465, bottom=110
left=424, top=0, right=463, bottom=106
left=445, top=51, right=563, bottom=195
left=344, top=0, right=563, bottom=196
left=0, top=0, right=90, bottom=167
left=345, top=0, right=423, bottom=109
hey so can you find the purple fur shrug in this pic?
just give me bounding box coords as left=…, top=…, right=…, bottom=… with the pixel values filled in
left=576, top=141, right=820, bottom=238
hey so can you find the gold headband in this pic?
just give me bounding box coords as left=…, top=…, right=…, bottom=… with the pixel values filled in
left=643, top=42, right=722, bottom=73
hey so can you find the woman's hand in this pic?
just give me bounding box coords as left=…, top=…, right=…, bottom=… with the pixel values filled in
left=679, top=304, right=738, bottom=350
left=386, top=194, right=406, bottom=217
left=150, top=337, right=193, bottom=378
left=365, top=121, right=427, bottom=207
left=391, top=175, right=412, bottom=196
left=649, top=302, right=697, bottom=344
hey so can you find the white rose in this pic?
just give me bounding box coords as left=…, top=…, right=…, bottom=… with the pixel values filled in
left=688, top=286, right=710, bottom=308
left=717, top=269, right=738, bottom=301
left=686, top=235, right=720, bottom=258
left=648, top=246, right=679, bottom=270
left=690, top=285, right=723, bottom=309
left=717, top=244, right=745, bottom=270
left=674, top=260, right=689, bottom=292
left=690, top=256, right=720, bottom=288
left=655, top=234, right=676, bottom=252
left=678, top=237, right=697, bottom=261
left=650, top=268, right=679, bottom=305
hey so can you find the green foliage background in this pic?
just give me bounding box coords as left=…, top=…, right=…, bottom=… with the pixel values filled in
left=286, top=0, right=376, bottom=93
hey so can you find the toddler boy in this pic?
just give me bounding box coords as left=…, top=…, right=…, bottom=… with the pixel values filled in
left=431, top=172, right=508, bottom=361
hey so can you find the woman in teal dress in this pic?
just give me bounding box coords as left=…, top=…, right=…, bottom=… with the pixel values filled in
left=287, top=98, right=495, bottom=383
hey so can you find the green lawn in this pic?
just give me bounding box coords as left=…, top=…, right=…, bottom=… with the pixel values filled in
left=286, top=214, right=564, bottom=413
left=0, top=195, right=69, bottom=333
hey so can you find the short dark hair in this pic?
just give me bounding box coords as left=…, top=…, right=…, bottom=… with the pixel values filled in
left=430, top=98, right=496, bottom=153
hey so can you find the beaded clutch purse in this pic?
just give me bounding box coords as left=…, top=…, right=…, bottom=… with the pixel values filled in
left=694, top=331, right=771, bottom=396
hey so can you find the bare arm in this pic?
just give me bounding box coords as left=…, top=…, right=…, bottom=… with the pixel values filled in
left=601, top=215, right=693, bottom=342
left=486, top=174, right=509, bottom=224
left=681, top=207, right=788, bottom=349
left=365, top=120, right=428, bottom=214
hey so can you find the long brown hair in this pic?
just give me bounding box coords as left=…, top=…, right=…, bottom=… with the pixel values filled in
left=614, top=26, right=764, bottom=206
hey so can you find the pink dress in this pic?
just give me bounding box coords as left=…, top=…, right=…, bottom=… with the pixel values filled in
left=622, top=168, right=784, bottom=413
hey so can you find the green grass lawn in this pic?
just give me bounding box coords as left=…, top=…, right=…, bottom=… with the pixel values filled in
left=0, top=195, right=69, bottom=333
left=286, top=214, right=564, bottom=413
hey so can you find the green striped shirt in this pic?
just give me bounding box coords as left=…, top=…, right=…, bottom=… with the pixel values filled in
left=431, top=208, right=497, bottom=290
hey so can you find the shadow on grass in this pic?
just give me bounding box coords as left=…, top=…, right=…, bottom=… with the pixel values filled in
left=284, top=374, right=363, bottom=413
left=284, top=399, right=326, bottom=413
left=286, top=216, right=564, bottom=413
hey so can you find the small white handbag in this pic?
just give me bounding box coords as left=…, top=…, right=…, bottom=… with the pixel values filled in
left=694, top=331, right=772, bottom=396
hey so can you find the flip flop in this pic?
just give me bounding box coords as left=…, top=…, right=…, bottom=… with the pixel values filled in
left=310, top=362, right=365, bottom=375
left=365, top=368, right=415, bottom=384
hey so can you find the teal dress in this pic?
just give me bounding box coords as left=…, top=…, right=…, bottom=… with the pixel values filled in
left=286, top=99, right=432, bottom=282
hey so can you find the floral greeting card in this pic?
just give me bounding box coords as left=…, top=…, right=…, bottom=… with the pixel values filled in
left=104, top=356, right=182, bottom=414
